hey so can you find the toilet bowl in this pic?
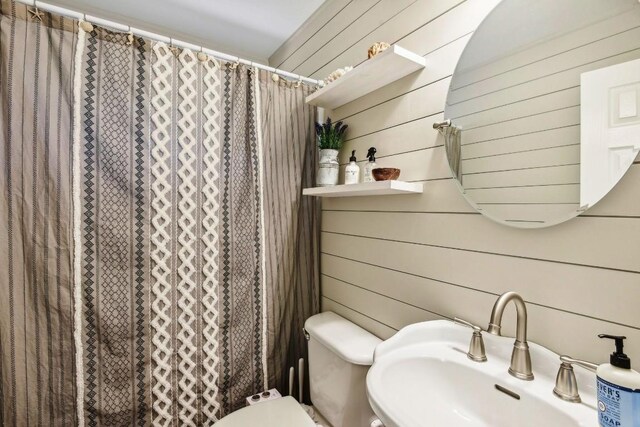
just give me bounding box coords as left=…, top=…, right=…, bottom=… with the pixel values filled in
left=214, top=396, right=316, bottom=427
left=215, top=311, right=382, bottom=427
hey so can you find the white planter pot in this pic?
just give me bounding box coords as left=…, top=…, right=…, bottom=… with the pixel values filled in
left=317, top=149, right=340, bottom=187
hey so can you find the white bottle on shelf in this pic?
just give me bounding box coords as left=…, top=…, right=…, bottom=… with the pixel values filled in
left=344, top=150, right=360, bottom=185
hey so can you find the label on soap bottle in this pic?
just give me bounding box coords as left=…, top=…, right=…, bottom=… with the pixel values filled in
left=344, top=168, right=359, bottom=185
left=597, top=376, right=640, bottom=426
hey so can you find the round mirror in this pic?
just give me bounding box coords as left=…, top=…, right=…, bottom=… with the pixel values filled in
left=444, top=0, right=640, bottom=228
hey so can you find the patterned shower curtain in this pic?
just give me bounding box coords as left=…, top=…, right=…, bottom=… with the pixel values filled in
left=1, top=2, right=318, bottom=425
left=75, top=27, right=152, bottom=427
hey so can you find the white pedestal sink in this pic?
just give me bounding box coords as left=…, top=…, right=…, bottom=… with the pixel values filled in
left=366, top=320, right=598, bottom=427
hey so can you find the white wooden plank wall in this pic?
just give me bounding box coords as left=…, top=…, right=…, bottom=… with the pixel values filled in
left=270, top=0, right=640, bottom=362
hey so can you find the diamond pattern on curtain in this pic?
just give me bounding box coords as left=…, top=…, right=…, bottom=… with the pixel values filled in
left=74, top=34, right=267, bottom=425
left=201, top=56, right=223, bottom=421
left=218, top=64, right=266, bottom=416
left=76, top=27, right=152, bottom=427
left=175, top=48, right=200, bottom=427
left=149, top=41, right=175, bottom=427
left=148, top=44, right=265, bottom=423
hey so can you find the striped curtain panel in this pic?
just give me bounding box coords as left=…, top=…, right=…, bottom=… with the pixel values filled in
left=0, top=3, right=78, bottom=426
left=257, top=70, right=320, bottom=401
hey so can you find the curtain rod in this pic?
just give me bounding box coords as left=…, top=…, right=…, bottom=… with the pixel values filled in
left=14, top=0, right=325, bottom=87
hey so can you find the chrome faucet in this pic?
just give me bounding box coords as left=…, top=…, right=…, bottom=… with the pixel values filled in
left=487, top=292, right=534, bottom=380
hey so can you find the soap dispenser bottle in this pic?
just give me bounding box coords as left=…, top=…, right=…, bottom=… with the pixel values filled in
left=344, top=150, right=360, bottom=185
left=596, top=334, right=640, bottom=427
left=363, top=147, right=377, bottom=182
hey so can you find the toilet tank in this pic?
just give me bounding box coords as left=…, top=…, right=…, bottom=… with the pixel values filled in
left=304, top=312, right=382, bottom=427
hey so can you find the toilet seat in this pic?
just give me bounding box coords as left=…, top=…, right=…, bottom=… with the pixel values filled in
left=215, top=396, right=316, bottom=427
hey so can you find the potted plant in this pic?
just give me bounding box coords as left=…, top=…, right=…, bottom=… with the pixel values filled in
left=315, top=117, right=348, bottom=186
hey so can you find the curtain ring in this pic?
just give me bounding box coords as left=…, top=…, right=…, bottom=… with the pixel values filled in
left=169, top=39, right=180, bottom=56
left=126, top=28, right=134, bottom=46
left=197, top=47, right=208, bottom=62
left=79, top=19, right=94, bottom=33
left=229, top=58, right=240, bottom=70
left=294, top=76, right=302, bottom=88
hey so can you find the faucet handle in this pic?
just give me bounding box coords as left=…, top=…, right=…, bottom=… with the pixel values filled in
left=454, top=318, right=487, bottom=362
left=553, top=355, right=598, bottom=403
left=559, top=355, right=598, bottom=372
left=454, top=317, right=483, bottom=332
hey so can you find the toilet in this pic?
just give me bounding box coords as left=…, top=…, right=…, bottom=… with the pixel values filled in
left=215, top=311, right=382, bottom=427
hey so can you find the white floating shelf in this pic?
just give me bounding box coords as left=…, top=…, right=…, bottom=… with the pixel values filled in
left=303, top=181, right=423, bottom=198
left=305, top=45, right=426, bottom=110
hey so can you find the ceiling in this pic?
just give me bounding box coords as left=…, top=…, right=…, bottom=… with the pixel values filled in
left=49, top=0, right=326, bottom=63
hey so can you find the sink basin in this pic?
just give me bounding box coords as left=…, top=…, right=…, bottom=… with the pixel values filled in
left=366, top=320, right=598, bottom=427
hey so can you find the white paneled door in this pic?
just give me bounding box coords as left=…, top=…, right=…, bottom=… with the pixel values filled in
left=581, top=58, right=640, bottom=208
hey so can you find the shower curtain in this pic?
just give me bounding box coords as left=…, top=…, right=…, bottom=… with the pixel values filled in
left=257, top=70, right=320, bottom=400
left=0, top=2, right=319, bottom=425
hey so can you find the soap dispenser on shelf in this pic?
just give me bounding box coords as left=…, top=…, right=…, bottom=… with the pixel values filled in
left=344, top=150, right=360, bottom=185
left=363, top=147, right=377, bottom=182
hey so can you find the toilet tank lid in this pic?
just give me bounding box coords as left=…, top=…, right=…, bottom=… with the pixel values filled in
left=304, top=312, right=382, bottom=366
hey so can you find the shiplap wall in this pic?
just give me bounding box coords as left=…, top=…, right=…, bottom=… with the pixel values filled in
left=270, top=0, right=640, bottom=363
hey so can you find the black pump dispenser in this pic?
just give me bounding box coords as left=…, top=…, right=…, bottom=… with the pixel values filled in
left=366, top=147, right=377, bottom=162
left=599, top=334, right=631, bottom=369
left=349, top=150, right=357, bottom=162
